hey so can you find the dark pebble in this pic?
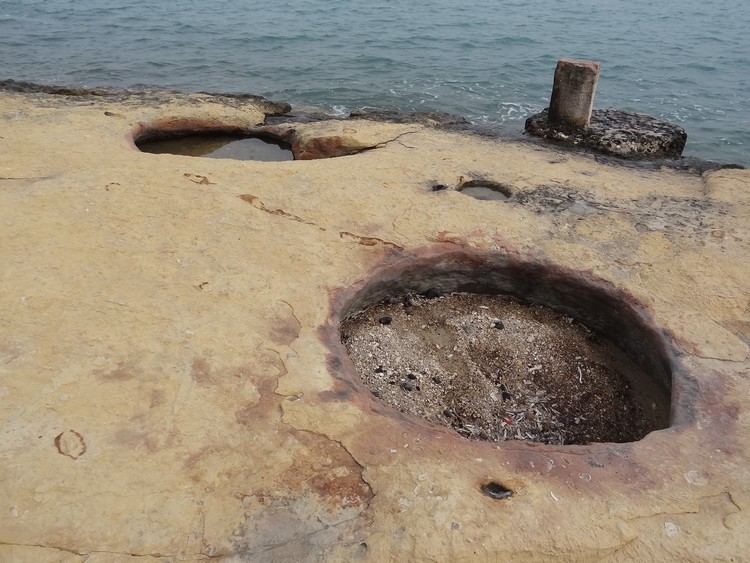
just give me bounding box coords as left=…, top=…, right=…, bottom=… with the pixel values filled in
left=443, top=408, right=455, bottom=417
left=424, top=288, right=441, bottom=299
left=432, top=376, right=442, bottom=384
left=481, top=482, right=513, bottom=500
left=493, top=320, right=504, bottom=329
left=371, top=390, right=381, bottom=398
left=431, top=184, right=448, bottom=191
left=502, top=391, right=512, bottom=402
left=407, top=373, right=417, bottom=380
left=378, top=316, right=392, bottom=325
left=587, top=457, right=605, bottom=468
left=401, top=380, right=415, bottom=392
left=374, top=365, right=385, bottom=373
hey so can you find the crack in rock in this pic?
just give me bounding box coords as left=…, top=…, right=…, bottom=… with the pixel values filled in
left=339, top=231, right=404, bottom=251
left=239, top=194, right=325, bottom=230
left=0, top=541, right=180, bottom=559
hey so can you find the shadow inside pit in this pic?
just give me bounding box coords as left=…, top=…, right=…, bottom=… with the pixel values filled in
left=481, top=482, right=513, bottom=500
left=458, top=180, right=513, bottom=201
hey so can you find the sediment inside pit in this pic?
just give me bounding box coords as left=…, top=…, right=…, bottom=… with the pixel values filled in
left=337, top=252, right=675, bottom=445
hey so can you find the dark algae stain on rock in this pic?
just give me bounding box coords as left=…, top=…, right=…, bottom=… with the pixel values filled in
left=481, top=482, right=513, bottom=500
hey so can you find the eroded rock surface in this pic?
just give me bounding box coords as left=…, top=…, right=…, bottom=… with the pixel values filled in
left=0, top=84, right=748, bottom=562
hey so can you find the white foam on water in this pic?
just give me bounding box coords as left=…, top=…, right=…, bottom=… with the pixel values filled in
left=0, top=0, right=747, bottom=164
left=330, top=105, right=350, bottom=118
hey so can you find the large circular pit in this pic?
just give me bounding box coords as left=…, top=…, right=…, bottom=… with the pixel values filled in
left=336, top=251, right=677, bottom=446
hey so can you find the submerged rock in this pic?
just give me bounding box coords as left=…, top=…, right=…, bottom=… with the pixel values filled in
left=525, top=107, right=687, bottom=159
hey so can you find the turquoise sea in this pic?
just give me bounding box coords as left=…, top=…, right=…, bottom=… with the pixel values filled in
left=1, top=0, right=748, bottom=165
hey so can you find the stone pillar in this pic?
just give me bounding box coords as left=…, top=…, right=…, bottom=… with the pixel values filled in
left=548, top=58, right=600, bottom=128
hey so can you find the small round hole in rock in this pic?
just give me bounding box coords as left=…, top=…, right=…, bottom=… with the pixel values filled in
left=458, top=180, right=512, bottom=201
left=481, top=482, right=513, bottom=500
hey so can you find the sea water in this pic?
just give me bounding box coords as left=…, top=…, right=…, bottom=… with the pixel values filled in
left=1, top=0, right=748, bottom=165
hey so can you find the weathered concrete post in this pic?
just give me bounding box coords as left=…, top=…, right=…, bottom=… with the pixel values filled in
left=548, top=58, right=600, bottom=128
left=525, top=58, right=687, bottom=158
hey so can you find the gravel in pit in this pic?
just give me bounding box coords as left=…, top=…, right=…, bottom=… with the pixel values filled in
left=340, top=292, right=667, bottom=445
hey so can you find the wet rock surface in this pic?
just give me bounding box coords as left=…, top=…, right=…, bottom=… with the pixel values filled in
left=525, top=107, right=687, bottom=159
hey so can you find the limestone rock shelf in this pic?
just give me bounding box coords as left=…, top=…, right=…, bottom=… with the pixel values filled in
left=0, top=83, right=748, bottom=562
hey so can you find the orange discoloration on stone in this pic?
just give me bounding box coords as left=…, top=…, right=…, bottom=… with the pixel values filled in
left=2, top=86, right=748, bottom=562
left=190, top=357, right=213, bottom=385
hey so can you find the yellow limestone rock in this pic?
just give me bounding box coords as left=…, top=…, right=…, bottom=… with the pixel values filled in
left=0, top=85, right=748, bottom=561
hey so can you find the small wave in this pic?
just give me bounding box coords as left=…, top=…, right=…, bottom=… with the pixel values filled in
left=684, top=62, right=718, bottom=73
left=330, top=105, right=350, bottom=118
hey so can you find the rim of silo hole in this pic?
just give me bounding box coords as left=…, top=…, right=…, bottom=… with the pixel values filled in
left=323, top=248, right=696, bottom=449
